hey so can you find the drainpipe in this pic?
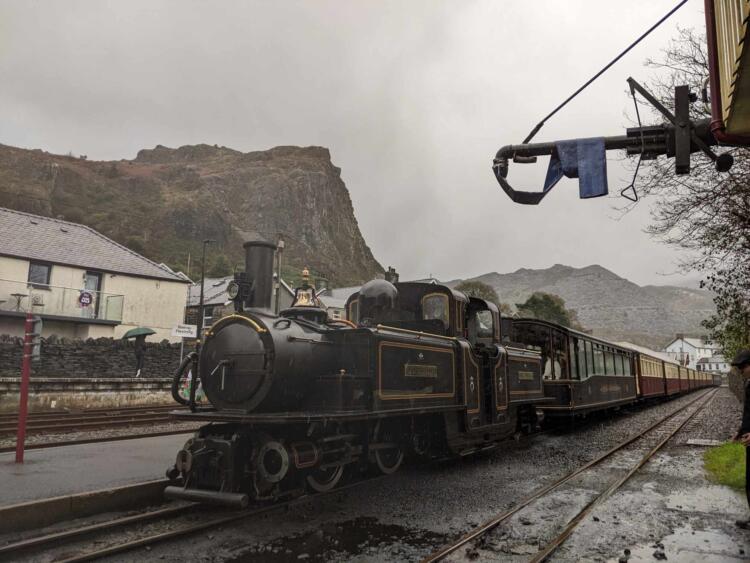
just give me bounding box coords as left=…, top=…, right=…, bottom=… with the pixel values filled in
left=704, top=0, right=750, bottom=145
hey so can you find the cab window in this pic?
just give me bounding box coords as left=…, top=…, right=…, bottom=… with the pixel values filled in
left=348, top=300, right=359, bottom=324
left=422, top=294, right=449, bottom=327
left=474, top=310, right=494, bottom=338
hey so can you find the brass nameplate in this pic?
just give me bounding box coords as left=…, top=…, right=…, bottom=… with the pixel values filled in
left=517, top=371, right=535, bottom=381
left=404, top=363, right=438, bottom=378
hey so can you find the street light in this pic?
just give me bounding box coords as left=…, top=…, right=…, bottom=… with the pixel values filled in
left=190, top=238, right=214, bottom=411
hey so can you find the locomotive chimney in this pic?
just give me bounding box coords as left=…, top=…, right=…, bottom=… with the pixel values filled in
left=243, top=239, right=277, bottom=310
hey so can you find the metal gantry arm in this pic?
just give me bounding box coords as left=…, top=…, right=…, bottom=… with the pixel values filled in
left=492, top=78, right=734, bottom=205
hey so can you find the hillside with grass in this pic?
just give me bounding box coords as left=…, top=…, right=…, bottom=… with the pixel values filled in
left=0, top=143, right=383, bottom=285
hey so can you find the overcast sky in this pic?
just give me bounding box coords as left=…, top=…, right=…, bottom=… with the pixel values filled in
left=0, top=1, right=708, bottom=286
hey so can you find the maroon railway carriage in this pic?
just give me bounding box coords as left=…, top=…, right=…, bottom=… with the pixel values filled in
left=510, top=320, right=637, bottom=417
left=663, top=362, right=681, bottom=396
left=678, top=366, right=690, bottom=392
left=634, top=352, right=666, bottom=399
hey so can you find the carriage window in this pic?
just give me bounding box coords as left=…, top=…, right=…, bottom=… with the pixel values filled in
left=514, top=323, right=551, bottom=378
left=552, top=330, right=567, bottom=379
left=569, top=337, right=578, bottom=380
left=577, top=339, right=587, bottom=380
left=422, top=294, right=449, bottom=326
left=584, top=340, right=594, bottom=378
left=604, top=351, right=615, bottom=375
left=593, top=345, right=605, bottom=375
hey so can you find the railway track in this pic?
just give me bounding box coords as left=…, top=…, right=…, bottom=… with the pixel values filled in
left=0, top=404, right=196, bottom=453
left=0, top=404, right=188, bottom=437
left=421, top=387, right=718, bottom=562
left=0, top=475, right=386, bottom=562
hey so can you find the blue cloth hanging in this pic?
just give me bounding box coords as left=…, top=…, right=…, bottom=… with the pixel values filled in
left=543, top=137, right=608, bottom=199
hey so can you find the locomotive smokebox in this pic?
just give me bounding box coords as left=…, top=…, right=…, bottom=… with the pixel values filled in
left=243, top=240, right=276, bottom=310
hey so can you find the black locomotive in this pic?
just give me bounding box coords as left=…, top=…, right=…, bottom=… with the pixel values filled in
left=165, top=240, right=547, bottom=507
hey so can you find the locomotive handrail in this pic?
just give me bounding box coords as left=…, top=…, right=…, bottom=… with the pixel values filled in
left=375, top=324, right=458, bottom=342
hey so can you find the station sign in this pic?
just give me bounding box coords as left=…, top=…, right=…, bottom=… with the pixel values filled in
left=172, top=324, right=198, bottom=338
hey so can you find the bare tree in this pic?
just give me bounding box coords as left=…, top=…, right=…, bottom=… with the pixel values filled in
left=632, top=28, right=750, bottom=357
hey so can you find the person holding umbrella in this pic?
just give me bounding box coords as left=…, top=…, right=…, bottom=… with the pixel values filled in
left=732, top=349, right=750, bottom=529
left=122, top=327, right=156, bottom=377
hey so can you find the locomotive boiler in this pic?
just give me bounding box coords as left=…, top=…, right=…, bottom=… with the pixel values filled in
left=165, top=240, right=547, bottom=507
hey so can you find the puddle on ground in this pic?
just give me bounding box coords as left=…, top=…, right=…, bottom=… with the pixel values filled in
left=227, top=516, right=447, bottom=562
left=666, top=485, right=746, bottom=516
left=608, top=526, right=749, bottom=563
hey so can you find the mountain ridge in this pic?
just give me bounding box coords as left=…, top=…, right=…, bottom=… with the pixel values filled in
left=447, top=264, right=714, bottom=348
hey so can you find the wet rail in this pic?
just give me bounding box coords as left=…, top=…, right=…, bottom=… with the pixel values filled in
left=0, top=405, right=188, bottom=437
left=0, top=404, right=194, bottom=453
left=0, top=475, right=387, bottom=562
left=422, top=388, right=718, bottom=562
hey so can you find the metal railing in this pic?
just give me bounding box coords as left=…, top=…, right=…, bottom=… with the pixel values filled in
left=0, top=278, right=124, bottom=322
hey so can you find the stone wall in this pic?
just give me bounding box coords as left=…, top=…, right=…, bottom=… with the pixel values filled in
left=0, top=334, right=183, bottom=378
left=0, top=377, right=175, bottom=413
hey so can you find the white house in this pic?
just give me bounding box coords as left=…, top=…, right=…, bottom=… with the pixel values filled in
left=696, top=354, right=730, bottom=374
left=0, top=207, right=189, bottom=341
left=663, top=336, right=720, bottom=369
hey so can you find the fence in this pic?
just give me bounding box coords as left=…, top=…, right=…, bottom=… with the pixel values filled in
left=0, top=278, right=124, bottom=322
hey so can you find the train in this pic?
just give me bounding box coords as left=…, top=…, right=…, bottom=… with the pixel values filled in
left=164, top=239, right=720, bottom=507
left=509, top=319, right=718, bottom=418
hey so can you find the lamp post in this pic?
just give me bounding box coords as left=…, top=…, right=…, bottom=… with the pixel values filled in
left=275, top=237, right=284, bottom=314
left=189, top=239, right=214, bottom=411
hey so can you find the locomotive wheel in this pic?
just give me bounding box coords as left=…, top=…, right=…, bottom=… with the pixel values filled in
left=305, top=465, right=345, bottom=493
left=372, top=420, right=404, bottom=475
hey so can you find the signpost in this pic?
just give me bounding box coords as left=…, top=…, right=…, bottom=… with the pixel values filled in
left=171, top=324, right=198, bottom=339
left=16, top=314, right=42, bottom=463
left=172, top=324, right=198, bottom=362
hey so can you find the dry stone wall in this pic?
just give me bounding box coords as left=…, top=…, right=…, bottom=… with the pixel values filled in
left=0, top=334, right=182, bottom=378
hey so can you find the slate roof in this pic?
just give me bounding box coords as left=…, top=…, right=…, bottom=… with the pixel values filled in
left=186, top=275, right=295, bottom=307
left=0, top=207, right=187, bottom=282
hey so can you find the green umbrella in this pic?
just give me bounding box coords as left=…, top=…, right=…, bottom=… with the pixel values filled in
left=122, top=327, right=156, bottom=339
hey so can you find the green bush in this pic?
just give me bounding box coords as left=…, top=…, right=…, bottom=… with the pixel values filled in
left=704, top=442, right=746, bottom=490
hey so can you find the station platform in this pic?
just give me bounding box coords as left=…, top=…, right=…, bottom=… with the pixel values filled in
left=0, top=433, right=192, bottom=507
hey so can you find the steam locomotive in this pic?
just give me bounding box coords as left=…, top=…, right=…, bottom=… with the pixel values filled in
left=164, top=240, right=547, bottom=507
left=165, top=240, right=718, bottom=507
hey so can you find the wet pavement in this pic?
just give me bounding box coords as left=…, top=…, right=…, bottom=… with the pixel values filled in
left=0, top=433, right=191, bottom=505
left=92, top=387, right=749, bottom=562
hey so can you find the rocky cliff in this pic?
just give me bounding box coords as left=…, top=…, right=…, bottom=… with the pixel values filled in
left=0, top=143, right=383, bottom=285
left=449, top=264, right=715, bottom=348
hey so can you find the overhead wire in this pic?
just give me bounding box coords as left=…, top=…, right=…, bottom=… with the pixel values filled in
left=521, top=0, right=690, bottom=144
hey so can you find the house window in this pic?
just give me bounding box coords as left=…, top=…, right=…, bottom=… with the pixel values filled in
left=28, top=262, right=51, bottom=287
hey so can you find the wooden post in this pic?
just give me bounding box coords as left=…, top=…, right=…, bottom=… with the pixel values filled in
left=15, top=312, right=33, bottom=463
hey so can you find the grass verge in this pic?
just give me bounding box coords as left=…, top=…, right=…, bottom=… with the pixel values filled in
left=704, top=442, right=745, bottom=490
